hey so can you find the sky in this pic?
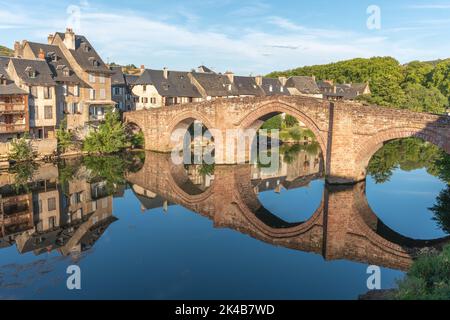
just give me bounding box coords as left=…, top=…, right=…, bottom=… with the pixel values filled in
left=1, top=0, right=450, bottom=75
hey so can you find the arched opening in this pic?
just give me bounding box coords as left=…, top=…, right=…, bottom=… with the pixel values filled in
left=169, top=117, right=216, bottom=196
left=365, top=136, right=450, bottom=240
left=242, top=107, right=326, bottom=225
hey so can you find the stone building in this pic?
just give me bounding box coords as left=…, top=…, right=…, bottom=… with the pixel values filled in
left=281, top=76, right=323, bottom=99
left=0, top=57, right=29, bottom=148
left=48, top=28, right=114, bottom=131
left=318, top=80, right=371, bottom=101
left=132, top=68, right=202, bottom=110
left=110, top=66, right=135, bottom=112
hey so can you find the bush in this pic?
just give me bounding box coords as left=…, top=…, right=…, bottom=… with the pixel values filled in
left=83, top=110, right=129, bottom=154
left=56, top=118, right=75, bottom=154
left=8, top=134, right=34, bottom=162
left=285, top=115, right=299, bottom=128
left=394, top=245, right=450, bottom=300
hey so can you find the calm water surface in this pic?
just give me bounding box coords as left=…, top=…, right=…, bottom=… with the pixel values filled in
left=0, top=138, right=448, bottom=300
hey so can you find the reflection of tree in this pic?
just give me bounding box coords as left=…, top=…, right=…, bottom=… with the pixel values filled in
left=198, top=163, right=215, bottom=177
left=8, top=162, right=38, bottom=193
left=368, top=138, right=450, bottom=184
left=430, top=186, right=450, bottom=234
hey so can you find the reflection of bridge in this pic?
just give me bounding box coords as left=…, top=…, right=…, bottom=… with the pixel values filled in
left=124, top=96, right=450, bottom=184
left=127, top=152, right=450, bottom=271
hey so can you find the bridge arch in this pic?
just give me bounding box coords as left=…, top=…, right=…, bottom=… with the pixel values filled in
left=354, top=126, right=450, bottom=181
left=236, top=100, right=328, bottom=163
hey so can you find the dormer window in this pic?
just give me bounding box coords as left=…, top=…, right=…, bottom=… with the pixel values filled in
left=63, top=69, right=70, bottom=77
left=88, top=57, right=98, bottom=67
left=25, top=66, right=36, bottom=79
left=0, top=75, right=6, bottom=85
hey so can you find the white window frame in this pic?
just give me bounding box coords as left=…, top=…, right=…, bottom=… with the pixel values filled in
left=89, top=73, right=96, bottom=83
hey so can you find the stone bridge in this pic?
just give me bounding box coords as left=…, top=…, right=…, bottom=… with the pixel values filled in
left=124, top=96, right=450, bottom=184
left=126, top=152, right=450, bottom=271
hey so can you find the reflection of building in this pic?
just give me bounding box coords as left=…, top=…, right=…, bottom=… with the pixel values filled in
left=251, top=146, right=323, bottom=193
left=0, top=162, right=117, bottom=256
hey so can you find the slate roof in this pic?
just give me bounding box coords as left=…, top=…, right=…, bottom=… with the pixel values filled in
left=124, top=74, right=139, bottom=86
left=190, top=72, right=239, bottom=97
left=134, top=69, right=202, bottom=98
left=329, top=83, right=368, bottom=100
left=285, top=76, right=321, bottom=94
left=317, top=80, right=333, bottom=90
left=0, top=56, right=28, bottom=95
left=261, top=77, right=290, bottom=96
left=26, top=42, right=82, bottom=84
left=197, top=65, right=215, bottom=73
left=55, top=33, right=111, bottom=73
left=234, top=76, right=265, bottom=96
left=9, top=57, right=56, bottom=86
left=110, top=66, right=126, bottom=86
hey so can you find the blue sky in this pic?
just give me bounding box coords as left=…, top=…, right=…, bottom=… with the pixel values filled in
left=1, top=0, right=450, bottom=74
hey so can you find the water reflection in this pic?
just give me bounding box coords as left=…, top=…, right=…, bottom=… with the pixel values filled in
left=0, top=139, right=449, bottom=298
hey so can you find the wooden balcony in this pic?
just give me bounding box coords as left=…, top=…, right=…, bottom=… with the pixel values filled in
left=0, top=124, right=27, bottom=134
left=0, top=103, right=27, bottom=114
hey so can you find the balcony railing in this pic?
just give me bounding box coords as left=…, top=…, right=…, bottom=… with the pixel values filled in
left=0, top=124, right=27, bottom=134
left=0, top=103, right=27, bottom=114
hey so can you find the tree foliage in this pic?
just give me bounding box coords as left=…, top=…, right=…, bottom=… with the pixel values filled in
left=268, top=57, right=449, bottom=113
left=395, top=245, right=450, bottom=300
left=56, top=118, right=75, bottom=153
left=8, top=134, right=35, bottom=162
left=83, top=110, right=129, bottom=154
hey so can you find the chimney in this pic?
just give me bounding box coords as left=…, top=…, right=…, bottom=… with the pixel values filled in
left=64, top=28, right=76, bottom=50
left=14, top=41, right=23, bottom=58
left=225, top=71, right=234, bottom=83
left=48, top=33, right=55, bottom=45
left=255, top=75, right=263, bottom=86
left=38, top=48, right=45, bottom=60
left=312, top=75, right=316, bottom=82
left=279, top=76, right=287, bottom=86
left=163, top=67, right=168, bottom=79
left=140, top=64, right=145, bottom=70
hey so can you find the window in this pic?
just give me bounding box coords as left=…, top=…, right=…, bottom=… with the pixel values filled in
left=62, top=84, right=68, bottom=96
left=44, top=87, right=52, bottom=99
left=44, top=106, right=53, bottom=119
left=269, top=85, right=273, bottom=92
left=89, top=73, right=96, bottom=83
left=99, top=75, right=105, bottom=84
left=100, top=89, right=106, bottom=99
left=143, top=97, right=148, bottom=104
left=73, top=85, right=79, bottom=97
left=63, top=69, right=70, bottom=77
left=48, top=198, right=56, bottom=211
left=280, top=86, right=284, bottom=92
left=143, top=85, right=147, bottom=92
left=49, top=216, right=56, bottom=229
left=90, top=89, right=95, bottom=100
left=114, top=87, right=121, bottom=95
left=150, top=97, right=156, bottom=104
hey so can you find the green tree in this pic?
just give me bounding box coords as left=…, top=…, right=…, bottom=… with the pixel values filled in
left=284, top=115, right=299, bottom=128
left=8, top=134, right=35, bottom=162
left=403, top=83, right=448, bottom=113
left=83, top=109, right=129, bottom=154
left=261, top=115, right=283, bottom=131
left=403, top=61, right=434, bottom=86
left=430, top=60, right=450, bottom=102
left=395, top=245, right=450, bottom=300
left=56, top=118, right=75, bottom=153
left=430, top=186, right=450, bottom=235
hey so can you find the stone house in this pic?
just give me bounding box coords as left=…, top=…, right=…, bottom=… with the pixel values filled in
left=132, top=68, right=202, bottom=110
left=322, top=82, right=371, bottom=101
left=48, top=29, right=114, bottom=132
left=110, top=66, right=135, bottom=112
left=0, top=57, right=29, bottom=146
left=280, top=76, right=323, bottom=99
